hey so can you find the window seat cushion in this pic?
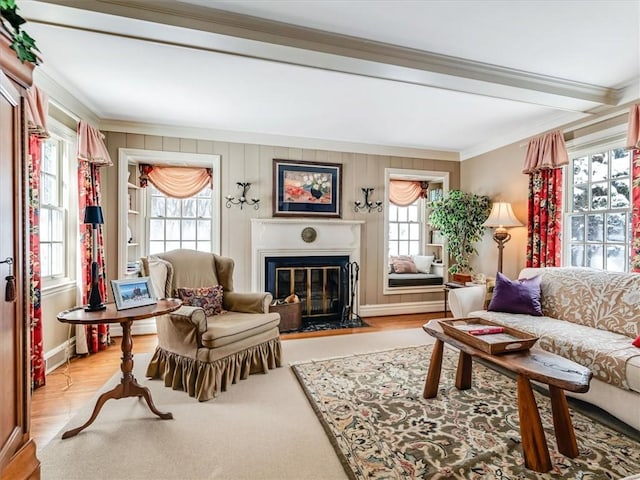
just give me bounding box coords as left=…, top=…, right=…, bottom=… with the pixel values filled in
left=388, top=272, right=443, bottom=287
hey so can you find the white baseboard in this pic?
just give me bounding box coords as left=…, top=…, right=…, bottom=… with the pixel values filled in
left=109, top=318, right=158, bottom=337
left=45, top=337, right=76, bottom=374
left=359, top=300, right=444, bottom=317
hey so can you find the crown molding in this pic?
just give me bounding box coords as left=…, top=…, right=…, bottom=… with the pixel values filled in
left=33, top=0, right=616, bottom=112
left=33, top=69, right=100, bottom=125
left=100, top=119, right=460, bottom=161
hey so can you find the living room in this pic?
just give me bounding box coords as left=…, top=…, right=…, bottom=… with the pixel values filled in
left=1, top=1, right=639, bottom=479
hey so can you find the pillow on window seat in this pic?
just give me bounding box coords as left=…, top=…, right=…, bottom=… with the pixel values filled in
left=391, top=257, right=418, bottom=274
left=412, top=255, right=434, bottom=273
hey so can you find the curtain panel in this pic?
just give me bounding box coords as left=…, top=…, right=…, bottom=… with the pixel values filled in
left=28, top=136, right=45, bottom=388
left=523, top=131, right=568, bottom=268
left=76, top=121, right=112, bottom=354
left=26, top=86, right=49, bottom=389
left=139, top=164, right=212, bottom=198
left=388, top=180, right=426, bottom=206
left=628, top=104, right=640, bottom=272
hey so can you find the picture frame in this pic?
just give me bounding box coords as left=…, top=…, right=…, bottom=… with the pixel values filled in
left=273, top=159, right=342, bottom=218
left=110, top=277, right=157, bottom=310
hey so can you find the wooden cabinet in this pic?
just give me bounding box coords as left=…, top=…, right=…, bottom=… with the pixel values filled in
left=0, top=34, right=40, bottom=480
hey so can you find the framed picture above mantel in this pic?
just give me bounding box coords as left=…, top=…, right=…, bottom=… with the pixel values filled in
left=273, top=159, right=342, bottom=218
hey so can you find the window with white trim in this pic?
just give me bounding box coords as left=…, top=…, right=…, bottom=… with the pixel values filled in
left=40, top=120, right=74, bottom=284
left=388, top=200, right=423, bottom=257
left=147, top=184, right=213, bottom=254
left=565, top=140, right=631, bottom=272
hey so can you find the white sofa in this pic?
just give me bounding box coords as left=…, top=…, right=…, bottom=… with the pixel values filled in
left=449, top=267, right=640, bottom=431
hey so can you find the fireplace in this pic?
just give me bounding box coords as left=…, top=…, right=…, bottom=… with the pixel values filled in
left=251, top=218, right=364, bottom=320
left=266, top=255, right=349, bottom=321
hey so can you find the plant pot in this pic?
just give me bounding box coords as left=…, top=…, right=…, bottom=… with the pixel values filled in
left=452, top=273, right=472, bottom=284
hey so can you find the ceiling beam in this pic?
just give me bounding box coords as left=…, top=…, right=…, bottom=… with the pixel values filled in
left=30, top=0, right=620, bottom=113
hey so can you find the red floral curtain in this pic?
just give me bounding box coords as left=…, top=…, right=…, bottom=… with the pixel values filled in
left=523, top=131, right=568, bottom=267
left=77, top=121, right=112, bottom=354
left=26, top=86, right=49, bottom=389
left=139, top=164, right=212, bottom=198
left=627, top=104, right=640, bottom=272
left=28, top=136, right=45, bottom=388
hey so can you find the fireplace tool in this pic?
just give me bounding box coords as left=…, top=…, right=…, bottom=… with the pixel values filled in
left=342, top=261, right=362, bottom=325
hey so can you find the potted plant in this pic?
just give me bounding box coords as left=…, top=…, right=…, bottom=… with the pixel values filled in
left=428, top=190, right=490, bottom=280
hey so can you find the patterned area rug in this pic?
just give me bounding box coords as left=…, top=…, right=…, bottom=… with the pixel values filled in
left=292, top=344, right=640, bottom=479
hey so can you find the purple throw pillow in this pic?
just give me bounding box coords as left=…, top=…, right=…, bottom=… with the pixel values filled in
left=488, top=272, right=542, bottom=316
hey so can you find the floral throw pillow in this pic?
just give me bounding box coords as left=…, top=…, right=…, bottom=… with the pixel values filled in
left=176, top=285, right=224, bottom=316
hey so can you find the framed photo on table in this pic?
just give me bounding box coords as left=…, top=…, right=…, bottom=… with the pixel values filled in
left=111, top=277, right=157, bottom=310
left=273, top=159, right=342, bottom=217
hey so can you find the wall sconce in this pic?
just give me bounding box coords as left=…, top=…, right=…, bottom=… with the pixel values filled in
left=354, top=187, right=383, bottom=213
left=225, top=182, right=260, bottom=210
left=483, top=202, right=523, bottom=273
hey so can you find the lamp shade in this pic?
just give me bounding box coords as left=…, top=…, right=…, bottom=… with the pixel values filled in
left=483, top=202, right=522, bottom=228
left=83, top=205, right=104, bottom=225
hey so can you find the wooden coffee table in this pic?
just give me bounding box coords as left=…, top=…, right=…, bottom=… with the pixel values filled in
left=423, top=320, right=592, bottom=473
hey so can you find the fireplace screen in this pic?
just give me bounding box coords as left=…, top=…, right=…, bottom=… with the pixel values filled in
left=266, top=256, right=349, bottom=321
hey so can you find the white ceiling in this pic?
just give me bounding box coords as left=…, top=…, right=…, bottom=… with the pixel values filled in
left=21, top=0, right=640, bottom=160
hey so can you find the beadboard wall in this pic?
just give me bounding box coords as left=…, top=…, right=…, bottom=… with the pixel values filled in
left=102, top=132, right=460, bottom=312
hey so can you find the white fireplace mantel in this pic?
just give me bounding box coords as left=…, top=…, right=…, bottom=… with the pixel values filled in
left=250, top=218, right=364, bottom=293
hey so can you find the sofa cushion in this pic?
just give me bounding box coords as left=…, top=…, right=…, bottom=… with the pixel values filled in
left=177, top=285, right=224, bottom=316
left=488, top=272, right=542, bottom=316
left=470, top=309, right=640, bottom=393
left=201, top=312, right=281, bottom=348
left=519, top=267, right=640, bottom=339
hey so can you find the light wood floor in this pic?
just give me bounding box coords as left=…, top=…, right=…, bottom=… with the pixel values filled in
left=31, top=312, right=443, bottom=452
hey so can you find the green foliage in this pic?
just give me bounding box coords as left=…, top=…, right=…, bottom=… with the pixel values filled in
left=1, top=0, right=40, bottom=64
left=428, top=190, right=490, bottom=274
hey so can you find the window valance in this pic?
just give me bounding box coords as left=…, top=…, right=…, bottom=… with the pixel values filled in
left=77, top=121, right=113, bottom=167
left=388, top=180, right=427, bottom=206
left=26, top=86, right=49, bottom=138
left=522, top=130, right=568, bottom=174
left=139, top=164, right=212, bottom=199
left=627, top=104, right=640, bottom=150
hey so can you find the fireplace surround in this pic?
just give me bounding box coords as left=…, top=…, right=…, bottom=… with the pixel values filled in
left=251, top=218, right=364, bottom=319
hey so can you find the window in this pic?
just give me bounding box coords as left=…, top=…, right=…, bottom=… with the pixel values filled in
left=388, top=201, right=422, bottom=257
left=40, top=122, right=73, bottom=283
left=565, top=142, right=631, bottom=272
left=147, top=184, right=213, bottom=255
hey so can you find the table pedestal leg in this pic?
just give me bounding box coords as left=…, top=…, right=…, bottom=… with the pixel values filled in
left=61, top=320, right=172, bottom=439
left=517, top=374, right=552, bottom=472
left=549, top=386, right=578, bottom=458
left=423, top=339, right=444, bottom=398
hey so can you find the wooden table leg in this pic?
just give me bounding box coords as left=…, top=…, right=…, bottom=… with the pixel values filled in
left=549, top=386, right=578, bottom=458
left=61, top=321, right=172, bottom=439
left=423, top=339, right=444, bottom=398
left=517, top=374, right=552, bottom=472
left=455, top=351, right=472, bottom=390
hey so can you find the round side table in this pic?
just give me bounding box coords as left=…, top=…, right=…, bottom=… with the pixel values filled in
left=56, top=298, right=182, bottom=439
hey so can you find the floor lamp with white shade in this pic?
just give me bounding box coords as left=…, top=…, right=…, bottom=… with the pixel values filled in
left=483, top=202, right=523, bottom=273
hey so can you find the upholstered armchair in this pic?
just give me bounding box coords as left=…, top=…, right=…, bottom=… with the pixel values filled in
left=141, top=249, right=282, bottom=401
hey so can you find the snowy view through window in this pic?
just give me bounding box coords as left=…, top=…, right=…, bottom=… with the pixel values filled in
left=567, top=146, right=631, bottom=272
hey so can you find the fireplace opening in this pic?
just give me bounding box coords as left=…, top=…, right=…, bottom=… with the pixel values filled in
left=265, top=256, right=349, bottom=322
